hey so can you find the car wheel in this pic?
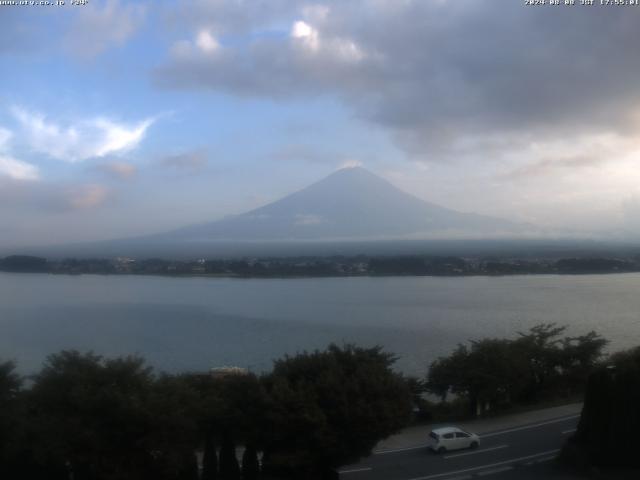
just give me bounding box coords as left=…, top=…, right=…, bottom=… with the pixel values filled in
left=470, top=441, right=479, bottom=450
left=437, top=447, right=446, bottom=454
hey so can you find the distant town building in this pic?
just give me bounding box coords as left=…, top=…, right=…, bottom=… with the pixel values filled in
left=210, top=366, right=249, bottom=378
left=115, top=257, right=136, bottom=264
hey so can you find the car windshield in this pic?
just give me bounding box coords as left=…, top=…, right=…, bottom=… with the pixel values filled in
left=429, top=432, right=439, bottom=440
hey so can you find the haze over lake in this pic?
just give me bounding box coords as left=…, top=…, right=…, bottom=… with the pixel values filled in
left=2, top=272, right=640, bottom=376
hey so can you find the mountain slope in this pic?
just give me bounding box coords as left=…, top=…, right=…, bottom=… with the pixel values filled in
left=162, top=167, right=522, bottom=241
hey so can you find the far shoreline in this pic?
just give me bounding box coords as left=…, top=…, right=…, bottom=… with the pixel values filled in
left=3, top=253, right=640, bottom=279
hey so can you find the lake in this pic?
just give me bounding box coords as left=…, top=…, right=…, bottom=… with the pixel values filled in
left=1, top=272, right=640, bottom=376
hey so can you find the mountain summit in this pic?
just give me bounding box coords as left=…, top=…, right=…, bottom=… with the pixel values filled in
left=164, top=167, right=521, bottom=241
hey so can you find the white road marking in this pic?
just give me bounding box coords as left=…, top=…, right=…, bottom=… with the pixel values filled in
left=444, top=445, right=508, bottom=459
left=374, top=444, right=428, bottom=455
left=477, top=466, right=513, bottom=476
left=339, top=467, right=373, bottom=474
left=481, top=415, right=580, bottom=438
left=561, top=428, right=577, bottom=435
left=406, top=449, right=560, bottom=480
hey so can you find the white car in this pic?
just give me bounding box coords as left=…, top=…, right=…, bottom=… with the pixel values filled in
left=428, top=427, right=480, bottom=453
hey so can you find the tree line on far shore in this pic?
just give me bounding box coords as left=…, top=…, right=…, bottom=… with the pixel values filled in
left=0, top=324, right=633, bottom=479
left=3, top=254, right=640, bottom=278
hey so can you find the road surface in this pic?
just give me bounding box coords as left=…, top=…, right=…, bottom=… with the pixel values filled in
left=339, top=414, right=580, bottom=480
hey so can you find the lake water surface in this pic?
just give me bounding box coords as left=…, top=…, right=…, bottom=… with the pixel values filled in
left=2, top=272, right=640, bottom=375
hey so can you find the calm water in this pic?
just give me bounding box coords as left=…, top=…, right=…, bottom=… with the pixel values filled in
left=1, top=272, right=640, bottom=375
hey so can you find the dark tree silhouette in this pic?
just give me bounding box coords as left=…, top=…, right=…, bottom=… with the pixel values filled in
left=202, top=433, right=218, bottom=480
left=241, top=444, right=260, bottom=480
left=261, top=344, right=412, bottom=478
left=427, top=324, right=608, bottom=415
left=178, top=452, right=199, bottom=480
left=219, top=433, right=240, bottom=480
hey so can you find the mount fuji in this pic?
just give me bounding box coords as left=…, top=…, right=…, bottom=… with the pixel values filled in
left=158, top=167, right=522, bottom=242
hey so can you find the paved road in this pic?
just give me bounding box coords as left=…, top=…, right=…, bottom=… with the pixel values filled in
left=339, top=414, right=580, bottom=480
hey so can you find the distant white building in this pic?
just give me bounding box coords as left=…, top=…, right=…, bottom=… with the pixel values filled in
left=210, top=366, right=249, bottom=378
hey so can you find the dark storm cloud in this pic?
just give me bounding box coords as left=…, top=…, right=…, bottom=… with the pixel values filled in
left=154, top=0, right=640, bottom=157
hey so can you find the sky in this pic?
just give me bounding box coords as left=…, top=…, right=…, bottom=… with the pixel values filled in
left=2, top=0, right=640, bottom=248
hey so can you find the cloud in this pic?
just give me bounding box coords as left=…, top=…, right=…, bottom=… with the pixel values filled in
left=291, top=20, right=320, bottom=50
left=65, top=0, right=145, bottom=59
left=340, top=159, right=364, bottom=169
left=155, top=1, right=640, bottom=163
left=502, top=133, right=634, bottom=180
left=617, top=196, right=640, bottom=237
left=0, top=155, right=39, bottom=182
left=164, top=0, right=299, bottom=36
left=12, top=107, right=154, bottom=163
left=0, top=127, right=39, bottom=181
left=155, top=2, right=368, bottom=97
left=170, top=29, right=222, bottom=59
left=160, top=149, right=208, bottom=171
left=505, top=155, right=601, bottom=180
left=94, top=161, right=137, bottom=180
left=1, top=129, right=15, bottom=150
left=196, top=29, right=220, bottom=54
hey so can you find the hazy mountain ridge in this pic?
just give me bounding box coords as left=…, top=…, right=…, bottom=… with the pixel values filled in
left=7, top=167, right=537, bottom=259
left=163, top=167, right=523, bottom=241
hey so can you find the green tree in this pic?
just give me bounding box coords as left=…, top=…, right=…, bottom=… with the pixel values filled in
left=183, top=370, right=267, bottom=480
left=513, top=323, right=566, bottom=401
left=184, top=371, right=267, bottom=457
left=0, top=361, right=23, bottom=477
left=215, top=374, right=269, bottom=449
left=27, top=351, right=201, bottom=480
left=219, top=433, right=240, bottom=480
left=562, top=346, right=640, bottom=469
left=426, top=345, right=467, bottom=402
left=558, top=331, right=608, bottom=392
left=427, top=339, right=524, bottom=415
left=261, top=344, right=412, bottom=478
left=405, top=376, right=426, bottom=403
left=27, top=351, right=157, bottom=479
left=0, top=360, right=20, bottom=402
left=146, top=374, right=201, bottom=479
left=0, top=255, right=48, bottom=272
left=466, top=339, right=524, bottom=413
left=241, top=444, right=260, bottom=480
left=202, top=433, right=218, bottom=480
left=177, top=452, right=199, bottom=480
left=427, top=324, right=607, bottom=415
